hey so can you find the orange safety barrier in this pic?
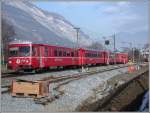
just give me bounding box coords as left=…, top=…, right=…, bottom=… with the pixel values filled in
left=128, top=65, right=135, bottom=73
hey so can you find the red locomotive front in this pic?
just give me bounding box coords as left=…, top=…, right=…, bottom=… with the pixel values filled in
left=8, top=42, right=33, bottom=71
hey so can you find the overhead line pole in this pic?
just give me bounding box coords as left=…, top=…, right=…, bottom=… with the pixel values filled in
left=74, top=27, right=84, bottom=72
left=74, top=27, right=80, bottom=49
left=113, top=33, right=116, bottom=64
left=122, top=42, right=134, bottom=62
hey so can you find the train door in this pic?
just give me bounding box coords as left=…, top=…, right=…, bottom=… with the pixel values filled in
left=72, top=50, right=75, bottom=65
left=32, top=46, right=40, bottom=68
left=78, top=48, right=85, bottom=66
left=103, top=52, right=106, bottom=64
left=103, top=51, right=108, bottom=65
left=39, top=46, right=44, bottom=68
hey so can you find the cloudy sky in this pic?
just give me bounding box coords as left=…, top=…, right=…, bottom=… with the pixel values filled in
left=33, top=1, right=149, bottom=50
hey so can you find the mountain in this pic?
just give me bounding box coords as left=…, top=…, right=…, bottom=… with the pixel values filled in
left=2, top=0, right=93, bottom=48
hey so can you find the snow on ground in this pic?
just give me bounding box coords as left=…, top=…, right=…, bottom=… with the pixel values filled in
left=1, top=67, right=127, bottom=112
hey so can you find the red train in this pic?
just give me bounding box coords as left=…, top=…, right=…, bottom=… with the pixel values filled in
left=7, top=42, right=128, bottom=72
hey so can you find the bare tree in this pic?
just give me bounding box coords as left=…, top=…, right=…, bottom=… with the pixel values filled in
left=87, top=42, right=104, bottom=50
left=1, top=18, right=15, bottom=64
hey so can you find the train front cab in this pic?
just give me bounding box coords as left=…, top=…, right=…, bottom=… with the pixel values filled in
left=8, top=43, right=49, bottom=72
left=8, top=44, right=33, bottom=71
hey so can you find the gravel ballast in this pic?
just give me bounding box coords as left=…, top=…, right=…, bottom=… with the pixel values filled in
left=2, top=67, right=128, bottom=112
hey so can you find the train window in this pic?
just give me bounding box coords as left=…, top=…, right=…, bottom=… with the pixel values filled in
left=89, top=53, right=91, bottom=57
left=32, top=47, right=36, bottom=56
left=98, top=53, right=102, bottom=57
left=71, top=52, right=74, bottom=57
left=48, top=48, right=51, bottom=56
left=63, top=51, right=66, bottom=57
left=86, top=53, right=88, bottom=57
left=67, top=51, right=70, bottom=56
left=51, top=48, right=52, bottom=56
left=32, top=47, right=39, bottom=56
left=45, top=47, right=48, bottom=57
left=9, top=47, right=18, bottom=57
left=76, top=52, right=78, bottom=57
left=59, top=50, right=62, bottom=56
left=85, top=53, right=87, bottom=57
left=97, top=53, right=99, bottom=57
left=54, top=49, right=58, bottom=57
left=19, top=46, right=30, bottom=57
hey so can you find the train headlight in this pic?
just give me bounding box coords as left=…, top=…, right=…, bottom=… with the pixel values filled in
left=26, top=60, right=29, bottom=63
left=9, top=61, right=12, bottom=64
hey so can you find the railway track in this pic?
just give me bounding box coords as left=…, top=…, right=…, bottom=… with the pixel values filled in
left=1, top=65, right=131, bottom=105
left=2, top=63, right=136, bottom=105
left=33, top=64, right=129, bottom=105
left=41, top=64, right=128, bottom=83
left=2, top=64, right=127, bottom=78
left=1, top=64, right=128, bottom=96
left=1, top=66, right=81, bottom=78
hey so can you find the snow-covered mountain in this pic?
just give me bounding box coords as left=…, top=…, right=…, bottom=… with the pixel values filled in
left=2, top=0, right=93, bottom=47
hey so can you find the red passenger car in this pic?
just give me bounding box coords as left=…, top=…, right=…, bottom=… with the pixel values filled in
left=115, top=53, right=128, bottom=64
left=84, top=49, right=109, bottom=65
left=109, top=52, right=128, bottom=64
left=7, top=41, right=128, bottom=72
left=8, top=42, right=80, bottom=71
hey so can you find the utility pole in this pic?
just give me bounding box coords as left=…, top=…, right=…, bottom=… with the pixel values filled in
left=113, top=34, right=116, bottom=64
left=74, top=27, right=80, bottom=49
left=138, top=44, right=142, bottom=63
left=103, top=37, right=110, bottom=65
left=122, top=42, right=134, bottom=62
left=128, top=42, right=134, bottom=62
left=74, top=27, right=84, bottom=72
left=104, top=34, right=116, bottom=64
left=133, top=47, right=135, bottom=63
left=113, top=34, right=116, bottom=52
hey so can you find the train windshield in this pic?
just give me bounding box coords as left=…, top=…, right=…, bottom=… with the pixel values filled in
left=9, top=46, right=30, bottom=57
left=9, top=47, right=18, bottom=57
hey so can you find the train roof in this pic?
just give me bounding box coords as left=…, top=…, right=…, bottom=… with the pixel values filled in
left=9, top=40, right=32, bottom=44
left=9, top=42, right=128, bottom=54
left=9, top=41, right=109, bottom=52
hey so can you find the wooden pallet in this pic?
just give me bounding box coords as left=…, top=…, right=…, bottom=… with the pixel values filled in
left=12, top=92, right=43, bottom=98
left=11, top=79, right=49, bottom=98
